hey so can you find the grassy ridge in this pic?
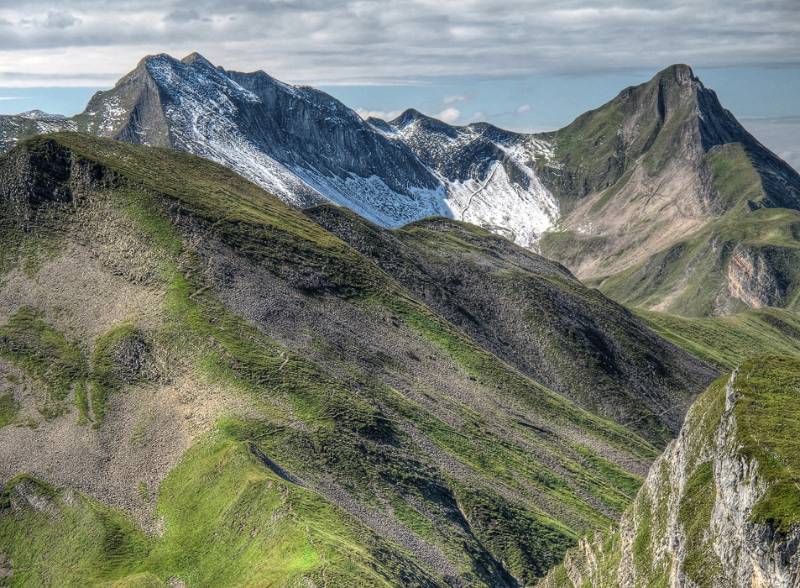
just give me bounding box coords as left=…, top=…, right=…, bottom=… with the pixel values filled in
left=0, top=430, right=419, bottom=587
left=0, top=133, right=668, bottom=585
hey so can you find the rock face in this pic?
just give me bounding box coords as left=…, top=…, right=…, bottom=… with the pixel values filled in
left=539, top=356, right=800, bottom=587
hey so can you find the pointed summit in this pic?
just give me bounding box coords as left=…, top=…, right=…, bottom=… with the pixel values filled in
left=390, top=108, right=426, bottom=127
left=181, top=52, right=215, bottom=68
left=654, top=63, right=697, bottom=86
left=390, top=108, right=458, bottom=136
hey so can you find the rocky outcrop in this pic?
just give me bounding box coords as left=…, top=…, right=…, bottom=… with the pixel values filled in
left=723, top=244, right=787, bottom=310
left=539, top=357, right=800, bottom=587
left=0, top=138, right=121, bottom=231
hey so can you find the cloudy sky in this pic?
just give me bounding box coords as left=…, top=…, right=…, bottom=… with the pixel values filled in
left=0, top=0, right=798, bottom=167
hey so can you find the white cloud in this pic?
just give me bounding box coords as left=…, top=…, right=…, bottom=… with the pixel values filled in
left=437, top=107, right=460, bottom=124
left=355, top=108, right=403, bottom=121
left=0, top=96, right=21, bottom=100
left=516, top=103, right=532, bottom=114
left=442, top=94, right=466, bottom=105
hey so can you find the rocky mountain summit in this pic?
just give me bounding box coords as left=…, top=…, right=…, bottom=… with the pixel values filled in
left=539, top=356, right=800, bottom=587
left=0, top=53, right=558, bottom=245
left=539, top=64, right=800, bottom=316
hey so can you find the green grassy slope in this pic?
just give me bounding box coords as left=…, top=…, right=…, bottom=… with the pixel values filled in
left=1, top=429, right=426, bottom=587
left=593, top=207, right=800, bottom=317
left=0, top=133, right=678, bottom=586
left=637, top=307, right=800, bottom=369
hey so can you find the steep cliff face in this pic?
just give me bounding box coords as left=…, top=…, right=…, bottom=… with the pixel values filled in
left=539, top=356, right=800, bottom=587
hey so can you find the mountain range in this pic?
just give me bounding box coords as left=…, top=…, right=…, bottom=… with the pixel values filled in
left=2, top=53, right=800, bottom=318
left=1, top=54, right=799, bottom=587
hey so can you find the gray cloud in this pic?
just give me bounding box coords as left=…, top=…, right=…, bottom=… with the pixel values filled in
left=0, top=0, right=797, bottom=86
left=163, top=8, right=211, bottom=23
left=42, top=11, right=81, bottom=28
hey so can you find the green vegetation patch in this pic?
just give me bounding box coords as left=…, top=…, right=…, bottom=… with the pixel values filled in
left=147, top=429, right=404, bottom=587
left=538, top=231, right=610, bottom=273
left=0, top=308, right=154, bottom=425
left=551, top=98, right=626, bottom=209
left=630, top=490, right=653, bottom=580
left=0, top=307, right=87, bottom=416
left=0, top=474, right=151, bottom=586
left=89, top=323, right=153, bottom=425
left=453, top=484, right=576, bottom=584
left=736, top=357, right=800, bottom=532
left=0, top=392, right=18, bottom=428
left=678, top=461, right=722, bottom=583
left=638, top=308, right=800, bottom=369
left=705, top=142, right=764, bottom=211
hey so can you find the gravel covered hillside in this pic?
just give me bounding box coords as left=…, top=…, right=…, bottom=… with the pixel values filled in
left=0, top=133, right=717, bottom=586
